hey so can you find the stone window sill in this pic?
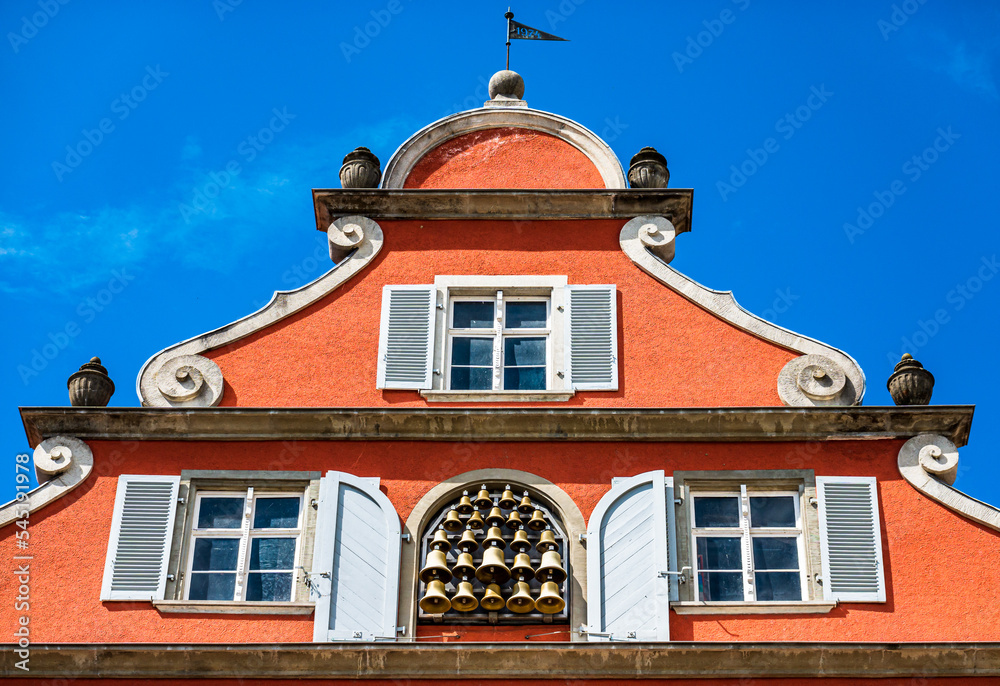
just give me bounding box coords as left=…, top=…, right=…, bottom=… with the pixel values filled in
left=152, top=600, right=314, bottom=615
left=420, top=390, right=575, bottom=402
left=671, top=601, right=837, bottom=615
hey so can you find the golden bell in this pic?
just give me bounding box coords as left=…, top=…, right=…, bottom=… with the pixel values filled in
left=452, top=551, right=477, bottom=579
left=517, top=491, right=534, bottom=514
left=506, top=580, right=535, bottom=613
left=498, top=485, right=517, bottom=509
left=466, top=511, right=485, bottom=530
left=419, top=580, right=451, bottom=614
left=536, top=580, right=565, bottom=614
left=430, top=528, right=451, bottom=551
left=511, top=552, right=534, bottom=579
left=535, top=550, right=567, bottom=583
left=456, top=491, right=475, bottom=515
left=510, top=528, right=531, bottom=553
left=480, top=583, right=505, bottom=611
left=485, top=505, right=506, bottom=528
left=527, top=509, right=547, bottom=531
left=536, top=528, right=558, bottom=553
left=457, top=528, right=479, bottom=552
left=505, top=510, right=523, bottom=530
left=473, top=485, right=493, bottom=510
left=483, top=526, right=506, bottom=549
left=442, top=507, right=464, bottom=532
left=475, top=545, right=511, bottom=584
left=419, top=549, right=453, bottom=583
left=451, top=579, right=479, bottom=612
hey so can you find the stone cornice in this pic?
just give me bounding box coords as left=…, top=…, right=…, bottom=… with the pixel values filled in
left=4, top=642, right=999, bottom=679
left=19, top=406, right=974, bottom=448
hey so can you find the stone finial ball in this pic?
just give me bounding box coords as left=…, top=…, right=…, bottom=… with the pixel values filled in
left=488, top=70, right=525, bottom=100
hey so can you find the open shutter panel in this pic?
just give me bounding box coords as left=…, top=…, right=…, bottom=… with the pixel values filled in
left=100, top=475, right=180, bottom=601
left=816, top=476, right=886, bottom=602
left=312, top=471, right=402, bottom=642
left=586, top=470, right=674, bottom=641
left=376, top=285, right=436, bottom=390
left=567, top=285, right=618, bottom=390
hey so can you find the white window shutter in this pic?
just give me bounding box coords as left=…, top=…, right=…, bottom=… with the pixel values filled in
left=816, top=476, right=886, bottom=603
left=100, top=475, right=180, bottom=601
left=566, top=285, right=618, bottom=390
left=376, top=285, right=435, bottom=390
left=312, top=471, right=402, bottom=642
left=586, top=470, right=673, bottom=641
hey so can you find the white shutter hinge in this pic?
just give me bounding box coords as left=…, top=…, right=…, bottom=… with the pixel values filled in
left=578, top=533, right=587, bottom=543
left=658, top=566, right=690, bottom=584
left=396, top=626, right=406, bottom=634
left=401, top=533, right=411, bottom=542
left=809, top=496, right=818, bottom=507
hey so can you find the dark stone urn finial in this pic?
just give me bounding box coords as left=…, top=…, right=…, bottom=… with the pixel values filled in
left=339, top=147, right=381, bottom=189
left=628, top=147, right=670, bottom=188
left=68, top=357, right=115, bottom=407
left=887, top=353, right=935, bottom=406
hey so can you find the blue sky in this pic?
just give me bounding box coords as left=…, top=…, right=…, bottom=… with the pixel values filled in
left=1, top=1, right=998, bottom=506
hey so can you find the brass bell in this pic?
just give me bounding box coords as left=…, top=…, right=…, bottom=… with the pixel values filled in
left=536, top=580, right=565, bottom=614
left=527, top=509, right=547, bottom=531
left=430, top=528, right=451, bottom=551
left=485, top=504, right=506, bottom=528
left=536, top=528, right=558, bottom=553
left=511, top=552, right=534, bottom=579
left=473, top=485, right=492, bottom=510
left=457, top=528, right=479, bottom=552
left=480, top=583, right=505, bottom=611
left=483, top=526, right=506, bottom=549
left=498, top=485, right=517, bottom=509
left=451, top=579, right=479, bottom=612
left=452, top=551, right=477, bottom=579
left=419, top=579, right=451, bottom=614
left=466, top=511, right=485, bottom=530
left=442, top=507, right=464, bottom=532
left=510, top=528, right=531, bottom=553
left=419, top=549, right=453, bottom=583
left=517, top=491, right=534, bottom=514
left=505, top=510, right=523, bottom=530
left=535, top=550, right=567, bottom=583
left=507, top=580, right=535, bottom=613
left=456, top=491, right=475, bottom=515
left=475, top=545, right=511, bottom=584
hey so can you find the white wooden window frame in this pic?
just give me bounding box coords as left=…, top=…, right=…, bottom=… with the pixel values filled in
left=184, top=488, right=305, bottom=602
left=689, top=487, right=807, bottom=603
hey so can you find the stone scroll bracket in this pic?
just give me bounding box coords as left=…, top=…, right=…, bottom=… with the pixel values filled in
left=1, top=436, right=94, bottom=529
left=777, top=354, right=860, bottom=407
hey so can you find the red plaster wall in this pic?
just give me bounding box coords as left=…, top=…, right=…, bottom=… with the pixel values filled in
left=4, top=439, right=999, bottom=644
left=402, top=128, right=606, bottom=189
left=205, top=220, right=796, bottom=408
left=11, top=681, right=1000, bottom=685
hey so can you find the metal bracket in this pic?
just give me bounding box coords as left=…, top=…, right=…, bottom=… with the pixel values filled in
left=578, top=533, right=587, bottom=543
left=401, top=533, right=411, bottom=542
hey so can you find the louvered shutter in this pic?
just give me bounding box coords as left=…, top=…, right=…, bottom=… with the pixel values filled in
left=816, top=476, right=886, bottom=602
left=566, top=285, right=618, bottom=390
left=376, top=285, right=436, bottom=390
left=586, top=470, right=675, bottom=641
left=100, top=475, right=180, bottom=601
left=312, top=471, right=402, bottom=642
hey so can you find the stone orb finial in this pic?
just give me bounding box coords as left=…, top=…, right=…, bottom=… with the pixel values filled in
left=488, top=70, right=525, bottom=100
left=887, top=353, right=935, bottom=405
left=339, top=146, right=381, bottom=189
left=67, top=356, right=115, bottom=407
left=628, top=147, right=670, bottom=188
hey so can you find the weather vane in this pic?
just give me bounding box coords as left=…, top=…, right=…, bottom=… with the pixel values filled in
left=504, top=8, right=568, bottom=70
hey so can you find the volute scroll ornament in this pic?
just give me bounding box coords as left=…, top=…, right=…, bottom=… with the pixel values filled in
left=900, top=434, right=960, bottom=485
left=328, top=215, right=374, bottom=263
left=777, top=354, right=859, bottom=406
left=150, top=354, right=224, bottom=408
left=623, top=215, right=676, bottom=264
left=33, top=435, right=93, bottom=484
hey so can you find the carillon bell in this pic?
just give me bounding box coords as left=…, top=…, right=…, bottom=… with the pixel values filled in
left=480, top=583, right=505, bottom=611
left=418, top=549, right=453, bottom=583
left=419, top=579, right=451, bottom=614
left=536, top=581, right=565, bottom=614
left=442, top=507, right=464, bottom=532
left=510, top=528, right=531, bottom=553
left=527, top=509, right=547, bottom=531
left=505, top=510, right=523, bottom=530
left=483, top=526, right=506, bottom=549
left=476, top=545, right=511, bottom=584
left=456, top=491, right=475, bottom=515
left=452, top=551, right=477, bottom=579
left=517, top=491, right=534, bottom=514
left=536, top=528, right=558, bottom=553
left=511, top=552, right=534, bottom=579
left=457, top=528, right=479, bottom=552
left=466, top=511, right=485, bottom=530
left=474, top=485, right=493, bottom=510
left=451, top=578, right=479, bottom=612
left=498, top=485, right=517, bottom=509
left=430, top=528, right=451, bottom=551
left=507, top=580, right=535, bottom=613
left=535, top=550, right=567, bottom=583
left=485, top=504, right=506, bottom=528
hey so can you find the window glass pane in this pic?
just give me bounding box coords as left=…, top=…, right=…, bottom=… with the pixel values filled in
left=191, top=538, right=240, bottom=571
left=450, top=366, right=492, bottom=390
left=188, top=572, right=236, bottom=600
left=249, top=538, right=296, bottom=570
left=197, top=497, right=244, bottom=529
left=696, top=536, right=742, bottom=570
left=246, top=572, right=293, bottom=602
left=453, top=301, right=494, bottom=328
left=698, top=572, right=744, bottom=601
left=693, top=496, right=740, bottom=527
left=253, top=498, right=300, bottom=529
left=504, top=337, right=546, bottom=366
left=503, top=366, right=545, bottom=391
left=451, top=337, right=493, bottom=366
left=755, top=572, right=802, bottom=601
left=752, top=537, right=799, bottom=570
left=750, top=496, right=796, bottom=528
left=505, top=301, right=547, bottom=328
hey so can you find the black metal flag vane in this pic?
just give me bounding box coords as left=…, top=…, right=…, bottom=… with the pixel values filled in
left=505, top=8, right=568, bottom=70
